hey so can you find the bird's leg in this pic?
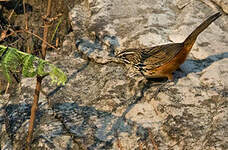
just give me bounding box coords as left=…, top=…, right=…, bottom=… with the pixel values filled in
left=166, top=74, right=173, bottom=81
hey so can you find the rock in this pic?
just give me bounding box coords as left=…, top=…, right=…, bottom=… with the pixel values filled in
left=212, top=0, right=228, bottom=14
left=1, top=0, right=228, bottom=149
left=70, top=0, right=177, bottom=63
left=200, top=58, right=228, bottom=90
left=176, top=0, right=191, bottom=9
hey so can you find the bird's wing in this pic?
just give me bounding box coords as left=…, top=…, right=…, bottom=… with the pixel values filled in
left=136, top=43, right=184, bottom=70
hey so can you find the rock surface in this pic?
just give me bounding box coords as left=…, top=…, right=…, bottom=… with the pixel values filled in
left=211, top=0, right=228, bottom=14
left=1, top=0, right=228, bottom=149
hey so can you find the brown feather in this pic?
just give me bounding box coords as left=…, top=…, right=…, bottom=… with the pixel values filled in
left=116, top=12, right=222, bottom=80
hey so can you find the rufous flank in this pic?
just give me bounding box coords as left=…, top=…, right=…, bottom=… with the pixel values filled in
left=116, top=12, right=222, bottom=80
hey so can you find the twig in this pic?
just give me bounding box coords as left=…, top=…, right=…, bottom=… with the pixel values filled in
left=117, top=137, right=124, bottom=150
left=7, top=27, right=25, bottom=41
left=4, top=82, right=9, bottom=94
left=41, top=0, right=52, bottom=59
left=8, top=0, right=20, bottom=21
left=23, top=0, right=30, bottom=53
left=26, top=0, right=52, bottom=149
left=138, top=140, right=143, bottom=150
left=26, top=76, right=43, bottom=150
left=25, top=30, right=57, bottom=50
left=23, top=0, right=28, bottom=30
left=148, top=128, right=158, bottom=150
left=0, top=30, right=7, bottom=41
left=114, top=131, right=124, bottom=150
left=2, top=28, right=57, bottom=50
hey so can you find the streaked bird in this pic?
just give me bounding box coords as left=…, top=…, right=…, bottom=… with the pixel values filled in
left=116, top=12, right=222, bottom=80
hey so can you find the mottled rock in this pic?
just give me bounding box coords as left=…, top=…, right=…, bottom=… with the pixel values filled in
left=176, top=0, right=191, bottom=9
left=1, top=0, right=228, bottom=150
left=200, top=58, right=228, bottom=90
left=212, top=0, right=228, bottom=14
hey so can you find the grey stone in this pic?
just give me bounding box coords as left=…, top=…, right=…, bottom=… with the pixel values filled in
left=1, top=0, right=228, bottom=149
left=211, top=0, right=228, bottom=14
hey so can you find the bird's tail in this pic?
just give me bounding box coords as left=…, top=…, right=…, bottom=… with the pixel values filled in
left=184, top=12, right=221, bottom=45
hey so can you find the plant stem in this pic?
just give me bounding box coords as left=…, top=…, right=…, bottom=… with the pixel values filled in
left=26, top=76, right=42, bottom=148
left=41, top=0, right=52, bottom=59
left=26, top=0, right=52, bottom=149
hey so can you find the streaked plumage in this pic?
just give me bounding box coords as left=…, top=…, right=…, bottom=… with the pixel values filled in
left=116, top=12, right=222, bottom=80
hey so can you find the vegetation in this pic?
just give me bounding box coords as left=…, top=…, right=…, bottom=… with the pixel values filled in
left=0, top=45, right=66, bottom=85
left=0, top=0, right=69, bottom=149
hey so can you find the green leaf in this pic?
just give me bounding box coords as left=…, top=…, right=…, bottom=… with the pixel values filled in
left=0, top=47, right=21, bottom=83
left=0, top=45, right=67, bottom=85
left=49, top=64, right=67, bottom=85
left=22, top=55, right=37, bottom=77
left=1, top=62, right=11, bottom=82
left=37, top=60, right=48, bottom=76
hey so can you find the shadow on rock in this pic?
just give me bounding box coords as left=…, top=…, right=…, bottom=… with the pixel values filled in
left=53, top=101, right=150, bottom=149
left=49, top=79, right=161, bottom=149
left=47, top=60, right=90, bottom=98
left=0, top=103, right=44, bottom=145
left=174, top=52, right=228, bottom=80
left=76, top=34, right=120, bottom=58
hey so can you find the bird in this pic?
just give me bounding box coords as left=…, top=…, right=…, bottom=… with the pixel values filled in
left=116, top=12, right=222, bottom=80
